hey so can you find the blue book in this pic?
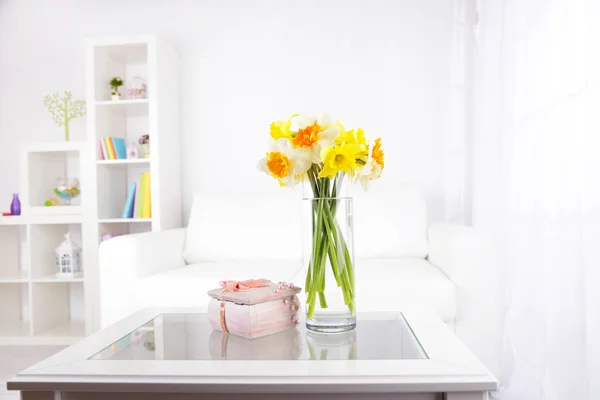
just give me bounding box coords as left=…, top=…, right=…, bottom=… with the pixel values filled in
left=122, top=182, right=137, bottom=218
left=112, top=138, right=127, bottom=160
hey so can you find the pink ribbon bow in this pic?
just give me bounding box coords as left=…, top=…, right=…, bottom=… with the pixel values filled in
left=219, top=279, right=270, bottom=294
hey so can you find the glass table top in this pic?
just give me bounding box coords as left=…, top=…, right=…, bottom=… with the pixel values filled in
left=91, top=313, right=427, bottom=361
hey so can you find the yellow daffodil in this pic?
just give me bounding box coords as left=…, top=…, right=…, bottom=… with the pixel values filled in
left=371, top=138, right=384, bottom=169
left=335, top=127, right=367, bottom=146
left=355, top=138, right=385, bottom=189
left=290, top=114, right=339, bottom=163
left=257, top=139, right=311, bottom=187
left=335, top=127, right=369, bottom=167
left=269, top=114, right=298, bottom=140
left=318, top=143, right=366, bottom=179
left=261, top=114, right=384, bottom=190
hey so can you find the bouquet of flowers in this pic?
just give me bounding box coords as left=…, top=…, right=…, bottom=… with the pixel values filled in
left=258, top=114, right=384, bottom=327
left=138, top=134, right=150, bottom=145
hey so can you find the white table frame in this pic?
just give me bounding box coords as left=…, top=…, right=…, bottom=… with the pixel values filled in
left=9, top=307, right=497, bottom=400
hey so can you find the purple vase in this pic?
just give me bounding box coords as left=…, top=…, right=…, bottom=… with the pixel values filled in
left=10, top=193, right=21, bottom=216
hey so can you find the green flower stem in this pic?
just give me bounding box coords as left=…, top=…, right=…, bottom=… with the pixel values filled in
left=324, top=215, right=342, bottom=287
left=307, top=203, right=323, bottom=318
left=305, top=167, right=355, bottom=320
left=318, top=291, right=328, bottom=309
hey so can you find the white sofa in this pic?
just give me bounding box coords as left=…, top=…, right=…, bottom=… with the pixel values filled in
left=99, top=187, right=503, bottom=374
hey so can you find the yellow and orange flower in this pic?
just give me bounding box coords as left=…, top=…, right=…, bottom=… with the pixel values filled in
left=269, top=114, right=298, bottom=141
left=319, top=143, right=367, bottom=179
left=355, top=138, right=385, bottom=189
left=260, top=113, right=385, bottom=190
left=257, top=139, right=311, bottom=187
left=269, top=114, right=339, bottom=163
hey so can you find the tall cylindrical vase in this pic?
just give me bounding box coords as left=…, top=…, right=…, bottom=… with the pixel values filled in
left=303, top=196, right=356, bottom=333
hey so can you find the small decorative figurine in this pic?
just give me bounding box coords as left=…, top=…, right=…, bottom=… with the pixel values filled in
left=126, top=140, right=139, bottom=159
left=54, top=178, right=81, bottom=205
left=109, top=76, right=124, bottom=101
left=55, top=233, right=82, bottom=278
left=43, top=91, right=86, bottom=142
left=139, top=135, right=150, bottom=158
left=10, top=194, right=21, bottom=216
left=128, top=76, right=147, bottom=99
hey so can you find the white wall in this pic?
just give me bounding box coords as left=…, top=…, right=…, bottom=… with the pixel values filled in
left=0, top=0, right=464, bottom=223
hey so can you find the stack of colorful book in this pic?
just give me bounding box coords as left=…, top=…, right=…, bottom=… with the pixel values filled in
left=100, top=137, right=128, bottom=160
left=122, top=172, right=151, bottom=219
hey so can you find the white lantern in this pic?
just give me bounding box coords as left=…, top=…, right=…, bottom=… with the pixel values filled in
left=55, top=233, right=82, bottom=278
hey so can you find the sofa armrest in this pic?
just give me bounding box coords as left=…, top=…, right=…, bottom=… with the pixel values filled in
left=98, top=228, right=186, bottom=328
left=428, top=223, right=505, bottom=376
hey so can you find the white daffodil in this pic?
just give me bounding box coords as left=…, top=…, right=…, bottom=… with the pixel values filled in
left=257, top=138, right=312, bottom=187
left=288, top=113, right=340, bottom=163
left=354, top=138, right=385, bottom=190
left=355, top=159, right=382, bottom=190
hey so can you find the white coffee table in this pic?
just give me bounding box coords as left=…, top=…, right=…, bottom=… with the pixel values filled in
left=9, top=307, right=497, bottom=400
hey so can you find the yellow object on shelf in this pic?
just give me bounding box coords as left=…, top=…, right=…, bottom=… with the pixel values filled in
left=141, top=172, right=151, bottom=218
left=44, top=198, right=59, bottom=207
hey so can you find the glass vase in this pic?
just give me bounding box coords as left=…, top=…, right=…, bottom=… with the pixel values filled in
left=307, top=330, right=357, bottom=360
left=303, top=196, right=356, bottom=333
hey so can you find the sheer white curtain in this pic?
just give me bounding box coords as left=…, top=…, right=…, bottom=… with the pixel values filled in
left=473, top=0, right=600, bottom=399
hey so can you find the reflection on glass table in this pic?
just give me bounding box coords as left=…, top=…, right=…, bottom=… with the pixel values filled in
left=91, top=313, right=427, bottom=361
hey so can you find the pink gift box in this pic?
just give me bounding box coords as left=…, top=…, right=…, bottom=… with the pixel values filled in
left=207, top=280, right=301, bottom=339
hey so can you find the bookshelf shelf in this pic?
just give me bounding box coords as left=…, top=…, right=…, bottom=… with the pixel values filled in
left=97, top=159, right=150, bottom=166
left=3, top=215, right=84, bottom=225
left=98, top=218, right=152, bottom=224
left=96, top=99, right=148, bottom=106
left=0, top=217, right=28, bottom=226
left=0, top=273, right=29, bottom=283
left=96, top=99, right=149, bottom=117
left=84, top=35, right=182, bottom=332
left=31, top=274, right=84, bottom=283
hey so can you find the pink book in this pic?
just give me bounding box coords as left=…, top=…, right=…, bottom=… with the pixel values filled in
left=132, top=179, right=140, bottom=218
left=99, top=138, right=107, bottom=160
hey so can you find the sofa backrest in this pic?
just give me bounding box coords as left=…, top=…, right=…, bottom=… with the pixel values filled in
left=352, top=185, right=429, bottom=259
left=183, top=191, right=303, bottom=263
left=183, top=186, right=428, bottom=264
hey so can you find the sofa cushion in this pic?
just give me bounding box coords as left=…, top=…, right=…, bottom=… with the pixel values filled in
left=134, top=259, right=303, bottom=310
left=184, top=186, right=429, bottom=264
left=290, top=258, right=457, bottom=321
left=353, top=186, right=429, bottom=259
left=135, top=258, right=456, bottom=322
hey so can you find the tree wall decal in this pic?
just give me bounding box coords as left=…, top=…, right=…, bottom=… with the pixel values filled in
left=43, top=91, right=86, bottom=142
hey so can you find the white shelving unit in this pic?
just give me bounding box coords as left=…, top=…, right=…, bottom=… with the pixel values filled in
left=0, top=35, right=181, bottom=344
left=83, top=35, right=182, bottom=332
left=0, top=143, right=86, bottom=345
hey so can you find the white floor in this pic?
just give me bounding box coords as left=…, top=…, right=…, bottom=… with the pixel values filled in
left=0, top=346, right=64, bottom=400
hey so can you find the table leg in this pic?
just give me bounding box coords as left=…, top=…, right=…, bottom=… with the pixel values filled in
left=445, top=392, right=488, bottom=400
left=20, top=391, right=58, bottom=400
